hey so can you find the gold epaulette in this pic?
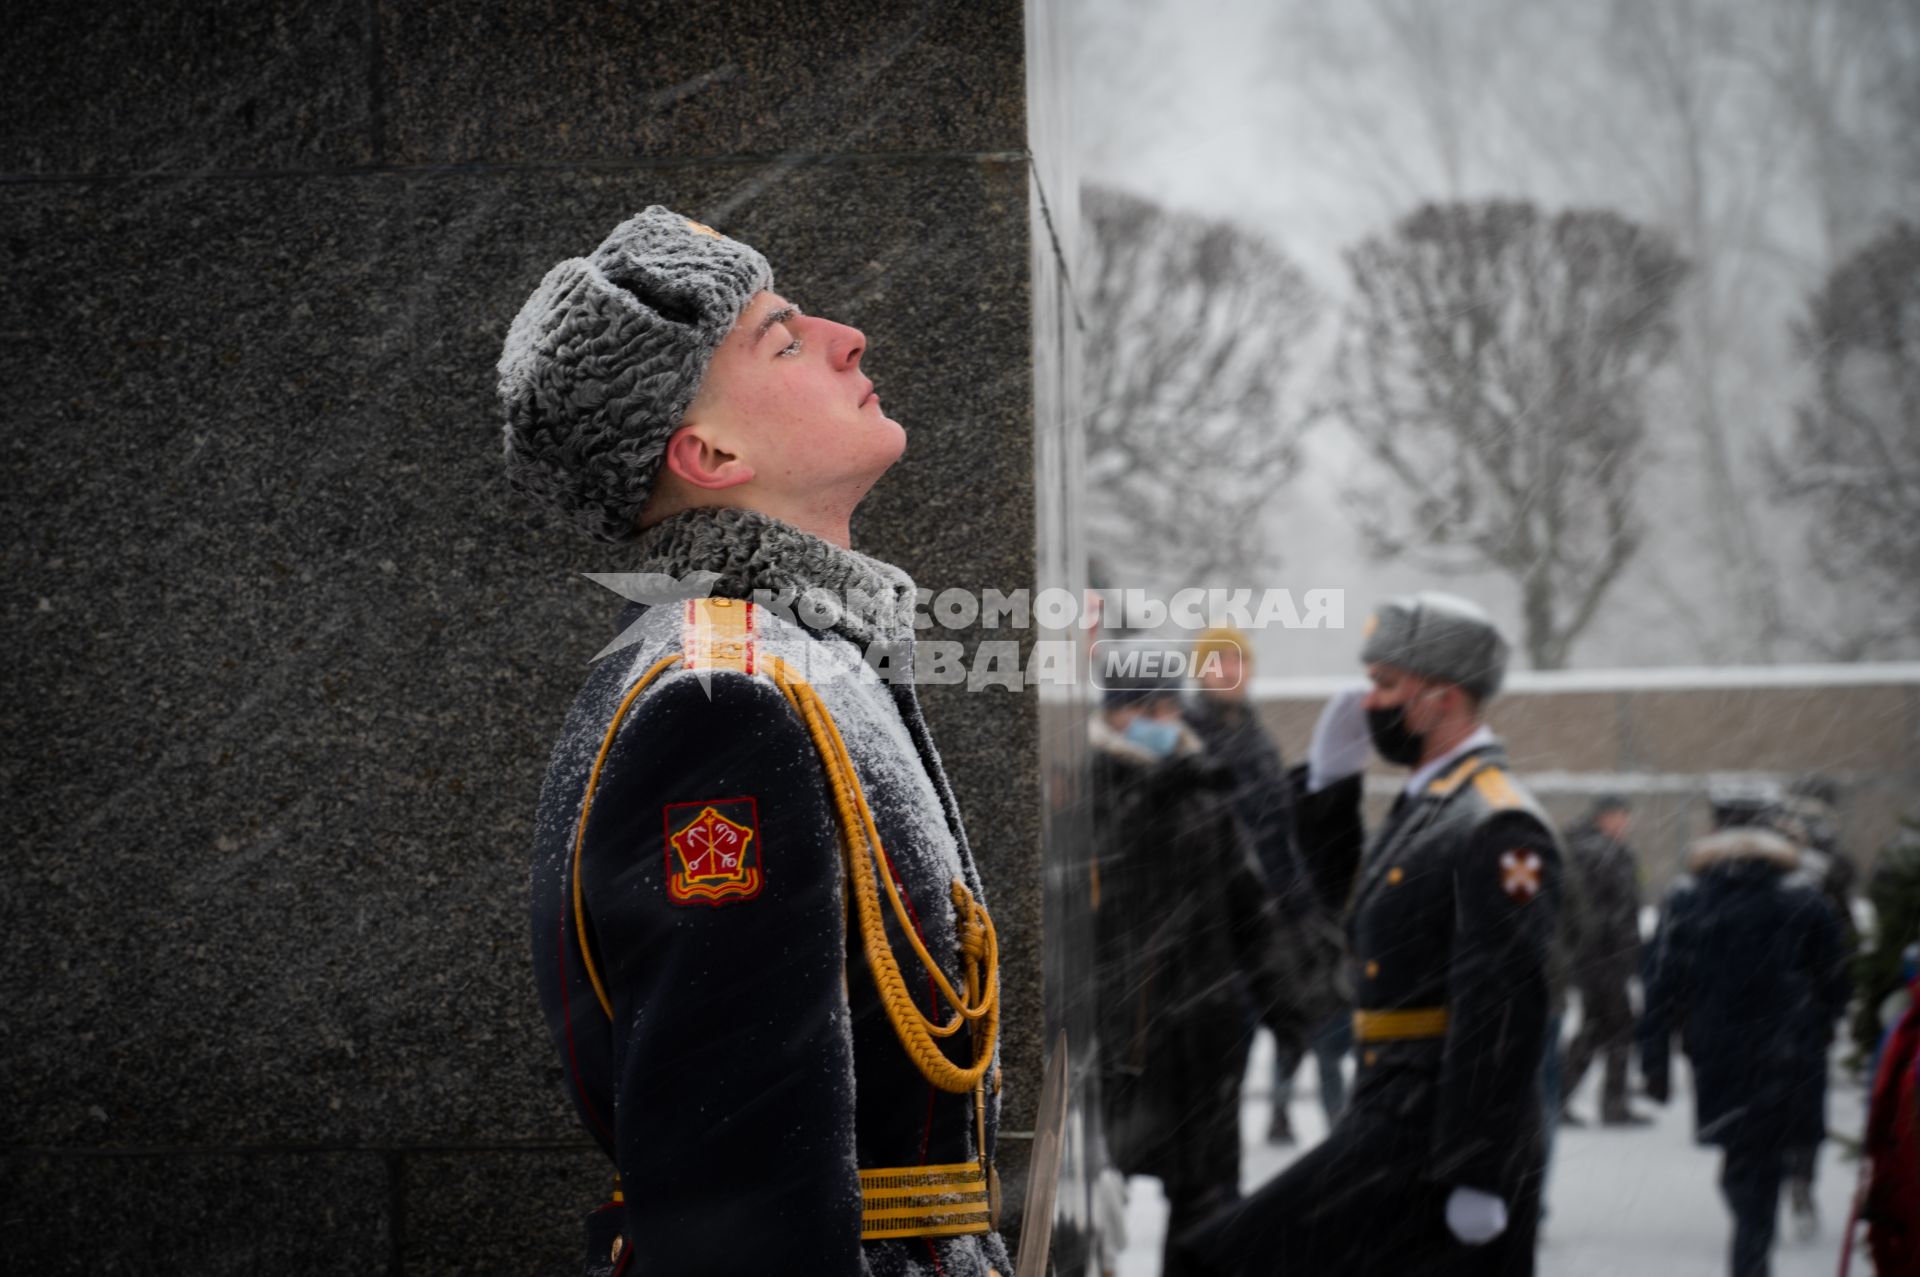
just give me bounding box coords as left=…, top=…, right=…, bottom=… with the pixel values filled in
left=1426, top=754, right=1483, bottom=797
left=1470, top=767, right=1526, bottom=811
left=682, top=596, right=757, bottom=674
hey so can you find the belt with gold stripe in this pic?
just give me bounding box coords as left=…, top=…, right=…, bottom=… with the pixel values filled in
left=1352, top=1006, right=1450, bottom=1042
left=859, top=1161, right=994, bottom=1241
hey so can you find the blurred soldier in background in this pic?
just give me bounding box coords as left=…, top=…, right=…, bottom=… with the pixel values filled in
left=1784, top=775, right=1859, bottom=951
left=1194, top=592, right=1562, bottom=1276
left=1560, top=794, right=1650, bottom=1127
left=1639, top=789, right=1851, bottom=1277
left=1182, top=626, right=1349, bottom=1145
left=1770, top=781, right=1859, bottom=1239
left=1855, top=818, right=1920, bottom=1066
left=1087, top=675, right=1317, bottom=1277
left=1537, top=815, right=1588, bottom=1218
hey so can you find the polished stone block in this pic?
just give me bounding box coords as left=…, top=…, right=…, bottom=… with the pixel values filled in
left=0, top=1, right=374, bottom=175
left=0, top=1151, right=390, bottom=1274
left=400, top=1148, right=606, bottom=1277
left=380, top=2, right=1027, bottom=165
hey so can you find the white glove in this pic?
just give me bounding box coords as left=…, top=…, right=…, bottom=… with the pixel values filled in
left=1444, top=1186, right=1509, bottom=1245
left=1307, top=685, right=1372, bottom=792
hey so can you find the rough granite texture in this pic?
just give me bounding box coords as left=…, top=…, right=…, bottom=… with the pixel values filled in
left=380, top=2, right=1029, bottom=165
left=0, top=1151, right=391, bottom=1274
left=1, top=0, right=1060, bottom=1268
left=0, top=1, right=376, bottom=174
left=400, top=1149, right=611, bottom=1277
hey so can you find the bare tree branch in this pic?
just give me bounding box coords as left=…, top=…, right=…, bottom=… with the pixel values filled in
left=1334, top=199, right=1688, bottom=668
left=1080, top=186, right=1323, bottom=587
left=1772, top=219, right=1920, bottom=652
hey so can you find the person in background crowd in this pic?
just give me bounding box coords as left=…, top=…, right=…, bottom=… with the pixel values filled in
left=1772, top=782, right=1860, bottom=1239
left=1182, top=625, right=1348, bottom=1145
left=1087, top=675, right=1318, bottom=1277
left=1560, top=795, right=1650, bottom=1128
left=1193, top=592, right=1562, bottom=1277
left=1856, top=819, right=1920, bottom=1066
left=1786, top=775, right=1858, bottom=938
left=1640, top=790, right=1851, bottom=1277
left=1857, top=942, right=1920, bottom=1277
left=1538, top=816, right=1589, bottom=1220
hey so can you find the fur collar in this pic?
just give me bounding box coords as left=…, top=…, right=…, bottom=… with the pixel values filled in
left=626, top=506, right=918, bottom=646
left=1686, top=827, right=1802, bottom=873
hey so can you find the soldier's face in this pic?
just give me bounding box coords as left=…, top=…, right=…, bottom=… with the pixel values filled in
left=1365, top=663, right=1464, bottom=735
left=681, top=291, right=907, bottom=506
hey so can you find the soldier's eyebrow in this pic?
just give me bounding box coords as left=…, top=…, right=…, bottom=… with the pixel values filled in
left=752, top=304, right=801, bottom=346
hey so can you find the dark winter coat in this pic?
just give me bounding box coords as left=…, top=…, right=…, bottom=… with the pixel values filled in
left=527, top=509, right=1008, bottom=1277
left=1639, top=828, right=1851, bottom=1152
left=1854, top=823, right=1920, bottom=1063
left=1565, top=821, right=1642, bottom=993
left=1086, top=716, right=1317, bottom=1189
left=1182, top=694, right=1305, bottom=911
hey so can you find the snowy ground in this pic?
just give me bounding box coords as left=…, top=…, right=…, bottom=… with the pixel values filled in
left=1116, top=1030, right=1868, bottom=1276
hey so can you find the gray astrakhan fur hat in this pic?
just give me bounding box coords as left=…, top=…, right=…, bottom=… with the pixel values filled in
left=1359, top=591, right=1511, bottom=701
left=496, top=207, right=773, bottom=543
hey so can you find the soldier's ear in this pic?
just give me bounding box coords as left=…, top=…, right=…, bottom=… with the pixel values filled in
left=662, top=425, right=755, bottom=491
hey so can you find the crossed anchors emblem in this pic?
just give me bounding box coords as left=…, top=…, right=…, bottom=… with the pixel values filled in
left=666, top=802, right=762, bottom=906
left=673, top=806, right=752, bottom=880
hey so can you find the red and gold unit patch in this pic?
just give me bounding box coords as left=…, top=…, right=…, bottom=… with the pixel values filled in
left=663, top=797, right=763, bottom=907
left=1499, top=849, right=1543, bottom=902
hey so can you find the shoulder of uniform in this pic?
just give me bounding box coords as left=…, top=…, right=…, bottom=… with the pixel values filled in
left=1462, top=770, right=1558, bottom=851
left=1424, top=755, right=1537, bottom=812
left=679, top=596, right=765, bottom=676
left=1465, top=765, right=1529, bottom=812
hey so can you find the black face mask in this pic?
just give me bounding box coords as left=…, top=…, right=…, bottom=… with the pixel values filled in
left=1367, top=703, right=1427, bottom=767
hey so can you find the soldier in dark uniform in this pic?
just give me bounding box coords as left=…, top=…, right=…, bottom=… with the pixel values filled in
left=1192, top=592, right=1563, bottom=1277
left=1559, top=794, right=1650, bottom=1127
left=499, top=209, right=1011, bottom=1276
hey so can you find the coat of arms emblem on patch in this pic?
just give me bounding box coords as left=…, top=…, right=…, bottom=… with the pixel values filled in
left=663, top=797, right=763, bottom=906
left=1499, top=848, right=1543, bottom=902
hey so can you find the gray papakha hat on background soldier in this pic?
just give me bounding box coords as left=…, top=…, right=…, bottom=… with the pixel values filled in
left=496, top=206, right=773, bottom=544
left=1359, top=591, right=1511, bottom=701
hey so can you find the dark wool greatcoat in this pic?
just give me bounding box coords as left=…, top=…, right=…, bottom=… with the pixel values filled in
left=527, top=509, right=1010, bottom=1277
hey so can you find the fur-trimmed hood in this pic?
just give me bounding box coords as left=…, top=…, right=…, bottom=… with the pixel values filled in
left=1686, top=827, right=1802, bottom=874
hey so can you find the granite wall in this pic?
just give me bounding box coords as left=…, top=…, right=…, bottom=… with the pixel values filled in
left=0, top=2, right=1073, bottom=1271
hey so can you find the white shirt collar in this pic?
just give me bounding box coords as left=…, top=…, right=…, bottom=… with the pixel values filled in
left=1403, top=724, right=1498, bottom=796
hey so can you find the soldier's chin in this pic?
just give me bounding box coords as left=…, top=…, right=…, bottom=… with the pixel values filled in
left=874, top=417, right=908, bottom=462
